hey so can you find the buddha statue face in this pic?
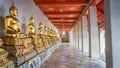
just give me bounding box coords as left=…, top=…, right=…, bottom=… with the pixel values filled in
left=30, top=16, right=35, bottom=24
left=9, top=3, right=18, bottom=17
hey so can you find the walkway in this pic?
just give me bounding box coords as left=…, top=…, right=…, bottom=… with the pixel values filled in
left=40, top=43, right=105, bottom=68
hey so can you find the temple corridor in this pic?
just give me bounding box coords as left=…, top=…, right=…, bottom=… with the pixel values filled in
left=40, top=43, right=105, bottom=68
left=0, top=0, right=120, bottom=68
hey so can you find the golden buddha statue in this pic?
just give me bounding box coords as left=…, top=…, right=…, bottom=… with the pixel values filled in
left=38, top=22, right=43, bottom=35
left=44, top=27, right=53, bottom=47
left=4, top=3, right=26, bottom=38
left=28, top=16, right=36, bottom=38
left=48, top=28, right=51, bottom=36
left=38, top=22, right=44, bottom=44
left=43, top=26, right=49, bottom=47
left=33, top=22, right=45, bottom=53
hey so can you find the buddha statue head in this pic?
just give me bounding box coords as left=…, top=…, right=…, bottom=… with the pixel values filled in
left=9, top=3, right=18, bottom=17
left=30, top=16, right=35, bottom=24
left=39, top=22, right=43, bottom=28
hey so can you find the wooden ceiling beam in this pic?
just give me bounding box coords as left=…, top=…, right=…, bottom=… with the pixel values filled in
left=49, top=17, right=77, bottom=20
left=58, top=28, right=71, bottom=30
left=57, top=26, right=72, bottom=28
left=35, top=2, right=89, bottom=5
left=54, top=25, right=73, bottom=26
left=51, top=20, right=76, bottom=23
left=55, top=25, right=73, bottom=28
left=96, top=0, right=104, bottom=14
left=54, top=24, right=73, bottom=26
left=58, top=29, right=71, bottom=31
left=98, top=13, right=103, bottom=17
left=96, top=0, right=104, bottom=6
left=53, top=23, right=73, bottom=24
left=97, top=8, right=104, bottom=14
left=44, top=12, right=81, bottom=15
left=52, top=21, right=75, bottom=23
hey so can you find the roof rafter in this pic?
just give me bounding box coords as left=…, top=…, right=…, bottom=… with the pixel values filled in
left=35, top=2, right=89, bottom=5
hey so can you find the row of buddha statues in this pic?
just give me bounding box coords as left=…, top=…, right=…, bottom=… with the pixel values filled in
left=0, top=3, right=61, bottom=67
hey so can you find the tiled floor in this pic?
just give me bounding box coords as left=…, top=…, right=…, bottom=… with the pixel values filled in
left=40, top=43, right=105, bottom=68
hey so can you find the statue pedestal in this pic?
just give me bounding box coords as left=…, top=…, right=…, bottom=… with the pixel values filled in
left=9, top=50, right=37, bottom=65
left=35, top=46, right=45, bottom=53
left=31, top=38, right=45, bottom=53
left=0, top=59, right=14, bottom=68
left=0, top=49, right=14, bottom=68
left=2, top=38, right=23, bottom=45
left=3, top=38, right=34, bottom=57
left=24, top=50, right=36, bottom=62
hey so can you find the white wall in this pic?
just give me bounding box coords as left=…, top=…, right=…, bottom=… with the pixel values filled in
left=0, top=0, right=58, bottom=37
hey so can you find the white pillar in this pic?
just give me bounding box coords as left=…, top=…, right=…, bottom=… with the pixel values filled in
left=100, top=29, right=105, bottom=55
left=82, top=16, right=89, bottom=55
left=73, top=26, right=75, bottom=46
left=78, top=21, right=82, bottom=51
left=77, top=23, right=80, bottom=50
left=88, top=6, right=99, bottom=58
left=105, top=0, right=120, bottom=68
left=98, top=28, right=101, bottom=54
left=81, top=20, right=84, bottom=52
left=75, top=23, right=79, bottom=49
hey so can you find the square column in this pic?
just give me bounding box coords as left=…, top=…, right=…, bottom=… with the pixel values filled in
left=82, top=16, right=89, bottom=55
left=78, top=21, right=83, bottom=51
left=105, top=0, right=120, bottom=68
left=75, top=23, right=79, bottom=49
left=88, top=6, right=99, bottom=58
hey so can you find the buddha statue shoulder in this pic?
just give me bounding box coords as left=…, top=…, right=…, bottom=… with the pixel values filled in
left=28, top=16, right=36, bottom=38
left=4, top=3, right=26, bottom=38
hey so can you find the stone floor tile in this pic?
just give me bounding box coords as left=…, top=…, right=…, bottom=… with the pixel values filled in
left=40, top=43, right=105, bottom=68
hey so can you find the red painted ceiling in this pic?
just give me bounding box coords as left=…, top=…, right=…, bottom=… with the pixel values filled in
left=34, top=0, right=104, bottom=31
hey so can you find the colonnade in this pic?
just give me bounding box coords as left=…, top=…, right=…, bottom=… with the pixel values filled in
left=70, top=0, right=120, bottom=68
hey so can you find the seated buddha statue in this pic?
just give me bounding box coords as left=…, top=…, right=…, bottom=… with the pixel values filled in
left=38, top=22, right=43, bottom=36
left=45, top=27, right=52, bottom=47
left=43, top=26, right=48, bottom=46
left=4, top=3, right=26, bottom=38
left=48, top=28, right=51, bottom=36
left=37, top=22, right=44, bottom=47
left=28, top=16, right=36, bottom=38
